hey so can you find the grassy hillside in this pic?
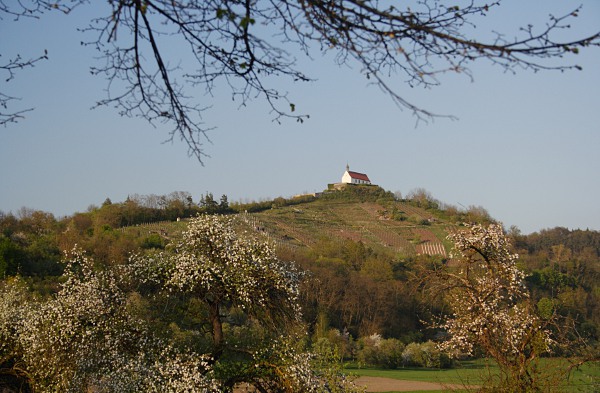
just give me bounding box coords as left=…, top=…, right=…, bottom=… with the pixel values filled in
left=242, top=200, right=444, bottom=256
left=115, top=186, right=462, bottom=259
left=235, top=188, right=456, bottom=259
left=115, top=186, right=489, bottom=264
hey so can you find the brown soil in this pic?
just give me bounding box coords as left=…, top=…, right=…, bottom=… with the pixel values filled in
left=354, top=376, right=468, bottom=392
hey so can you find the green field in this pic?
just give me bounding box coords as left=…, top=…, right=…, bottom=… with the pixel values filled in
left=346, top=359, right=600, bottom=392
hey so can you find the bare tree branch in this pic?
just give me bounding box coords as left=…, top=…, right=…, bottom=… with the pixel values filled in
left=0, top=51, right=48, bottom=126
left=2, top=0, right=599, bottom=161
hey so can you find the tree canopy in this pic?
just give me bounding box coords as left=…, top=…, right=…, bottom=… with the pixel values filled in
left=2, top=1, right=599, bottom=161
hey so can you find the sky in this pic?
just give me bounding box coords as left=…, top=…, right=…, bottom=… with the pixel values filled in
left=1, top=1, right=599, bottom=235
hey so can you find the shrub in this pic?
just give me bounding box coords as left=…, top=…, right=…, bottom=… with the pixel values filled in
left=140, top=233, right=166, bottom=249
left=356, top=334, right=404, bottom=369
left=377, top=338, right=405, bottom=369
left=401, top=341, right=452, bottom=368
left=402, top=342, right=424, bottom=367
left=419, top=341, right=452, bottom=368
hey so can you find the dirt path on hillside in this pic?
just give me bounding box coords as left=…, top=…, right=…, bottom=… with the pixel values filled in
left=354, top=376, right=469, bottom=392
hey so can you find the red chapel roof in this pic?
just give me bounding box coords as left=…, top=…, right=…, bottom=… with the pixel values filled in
left=348, top=171, right=370, bottom=182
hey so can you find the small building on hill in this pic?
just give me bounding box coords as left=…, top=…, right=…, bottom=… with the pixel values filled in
left=341, top=164, right=371, bottom=185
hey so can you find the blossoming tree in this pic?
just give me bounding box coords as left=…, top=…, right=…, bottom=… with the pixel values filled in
left=1, top=214, right=362, bottom=392
left=167, top=215, right=302, bottom=356
left=0, top=248, right=218, bottom=392
left=428, top=224, right=554, bottom=391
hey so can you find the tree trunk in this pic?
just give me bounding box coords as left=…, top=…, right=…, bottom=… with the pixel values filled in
left=208, top=299, right=224, bottom=361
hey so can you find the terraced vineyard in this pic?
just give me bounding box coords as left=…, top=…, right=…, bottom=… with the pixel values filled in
left=242, top=199, right=451, bottom=258
left=119, top=219, right=188, bottom=239
left=119, top=194, right=453, bottom=258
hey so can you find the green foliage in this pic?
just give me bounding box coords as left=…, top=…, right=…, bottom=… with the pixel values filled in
left=522, top=227, right=600, bottom=257
left=401, top=342, right=425, bottom=367
left=408, top=214, right=430, bottom=226
left=310, top=237, right=375, bottom=271
left=537, top=297, right=555, bottom=320
left=199, top=192, right=219, bottom=214
left=0, top=235, right=23, bottom=276
left=357, top=335, right=405, bottom=369
left=356, top=337, right=451, bottom=370
left=0, top=225, right=61, bottom=278
left=312, top=317, right=355, bottom=362
left=229, top=193, right=316, bottom=213
left=520, top=230, right=600, bottom=341
left=140, top=233, right=166, bottom=249
left=528, top=266, right=577, bottom=292
left=405, top=188, right=440, bottom=210
left=313, top=337, right=343, bottom=365
left=389, top=206, right=407, bottom=221
left=20, top=235, right=62, bottom=276
left=398, top=341, right=452, bottom=369
left=83, top=192, right=202, bottom=229
left=323, top=185, right=396, bottom=203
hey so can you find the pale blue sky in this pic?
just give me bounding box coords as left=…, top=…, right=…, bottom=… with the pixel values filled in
left=1, top=1, right=599, bottom=234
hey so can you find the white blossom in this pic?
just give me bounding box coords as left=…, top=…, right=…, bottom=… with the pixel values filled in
left=0, top=247, right=218, bottom=392
left=435, top=223, right=553, bottom=390
left=165, top=215, right=303, bottom=324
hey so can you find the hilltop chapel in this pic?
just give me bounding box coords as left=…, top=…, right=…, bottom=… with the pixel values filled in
left=341, top=165, right=371, bottom=185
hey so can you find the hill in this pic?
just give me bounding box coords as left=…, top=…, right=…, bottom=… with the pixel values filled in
left=113, top=185, right=491, bottom=262
left=238, top=192, right=450, bottom=258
